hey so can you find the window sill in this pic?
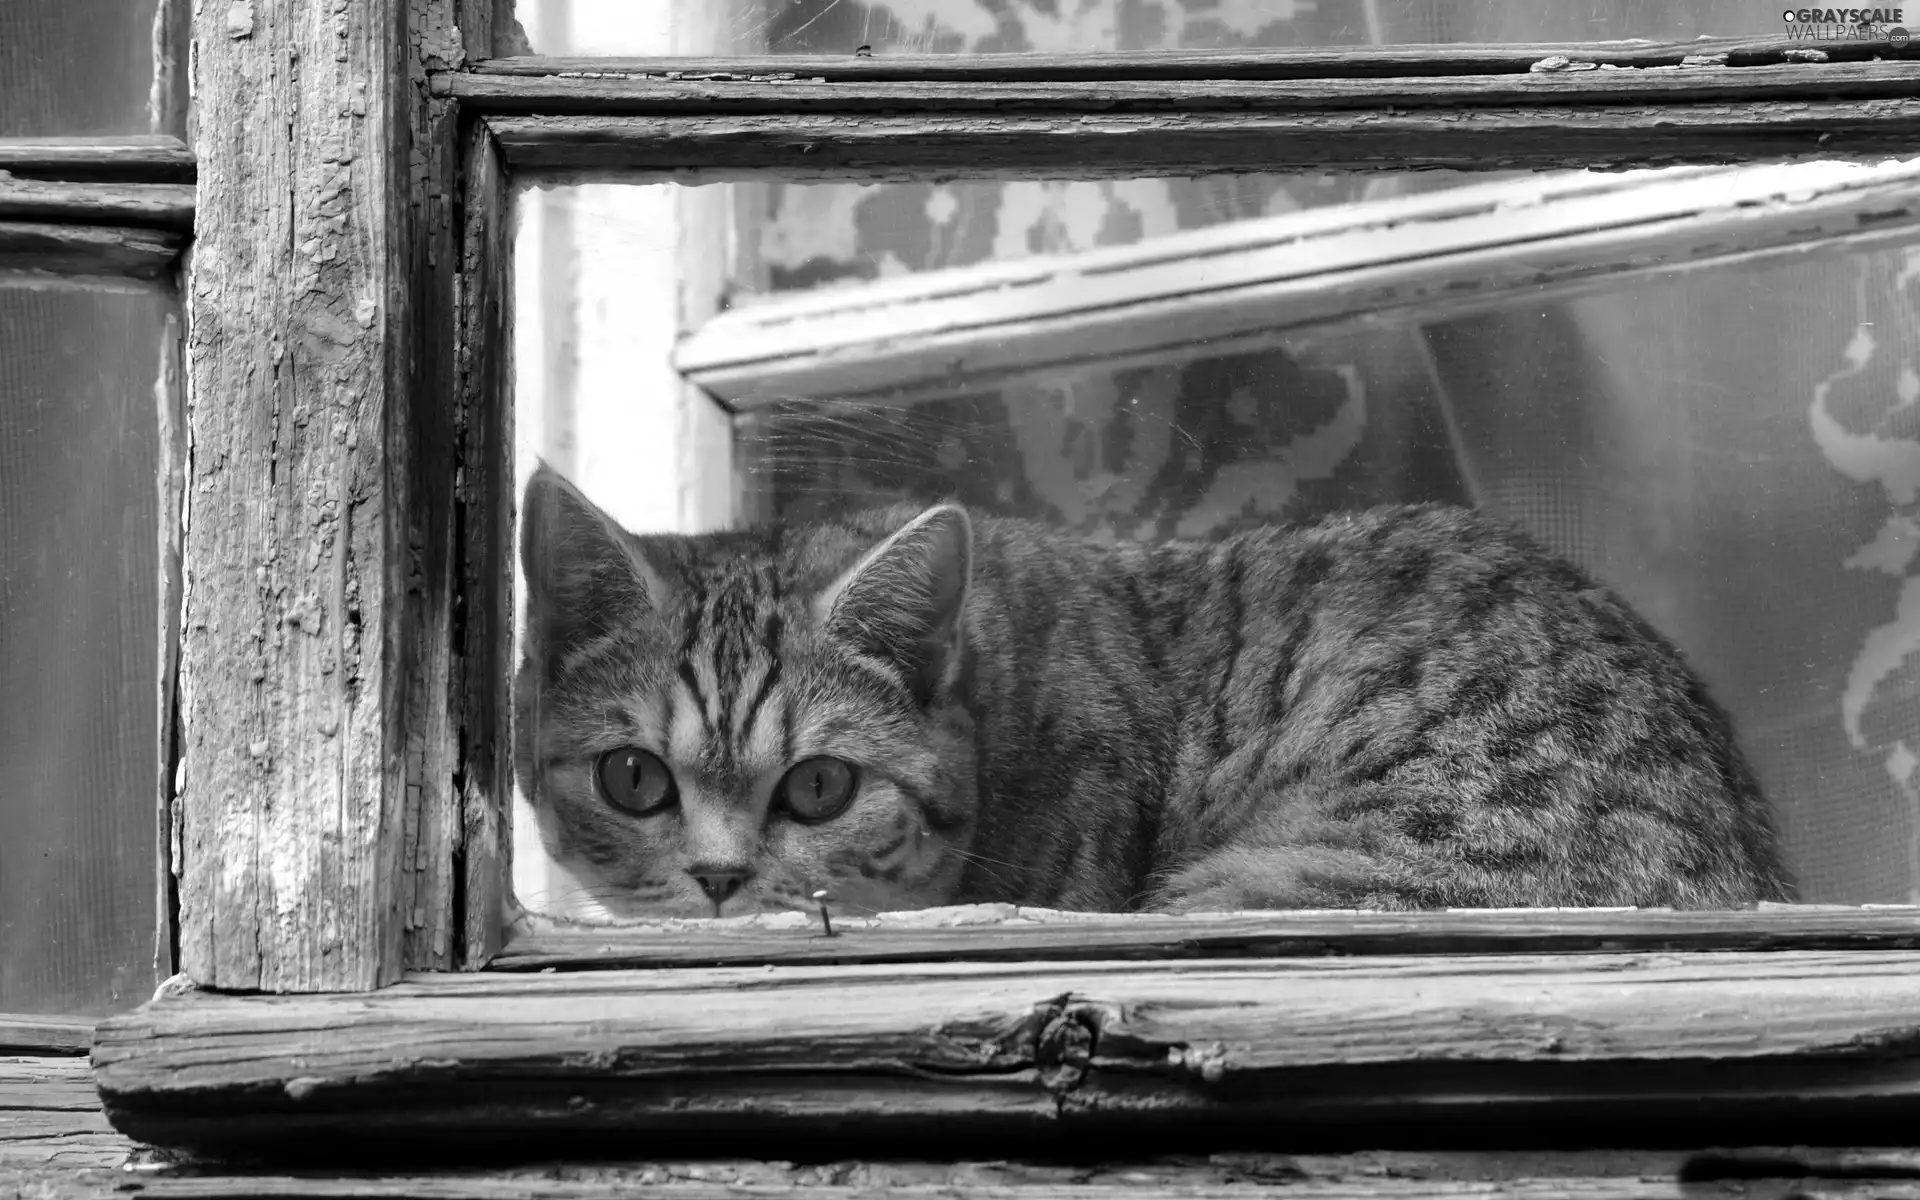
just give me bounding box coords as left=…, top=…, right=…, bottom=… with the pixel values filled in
left=90, top=909, right=1920, bottom=1159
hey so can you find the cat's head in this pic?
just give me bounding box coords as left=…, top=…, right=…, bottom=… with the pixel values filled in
left=514, top=465, right=978, bottom=921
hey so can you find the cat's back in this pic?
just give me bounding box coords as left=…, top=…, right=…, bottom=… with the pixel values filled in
left=1147, top=502, right=1790, bottom=909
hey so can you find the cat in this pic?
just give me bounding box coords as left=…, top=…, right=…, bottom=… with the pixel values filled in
left=514, top=464, right=1791, bottom=921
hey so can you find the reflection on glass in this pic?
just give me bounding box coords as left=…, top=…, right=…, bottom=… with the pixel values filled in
left=506, top=0, right=1794, bottom=56
left=0, top=0, right=182, bottom=138
left=511, top=171, right=1920, bottom=927
left=0, top=281, right=168, bottom=1015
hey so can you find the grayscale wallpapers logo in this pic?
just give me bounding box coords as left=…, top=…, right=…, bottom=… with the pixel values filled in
left=1781, top=7, right=1910, bottom=39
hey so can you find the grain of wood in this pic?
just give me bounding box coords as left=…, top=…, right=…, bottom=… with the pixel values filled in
left=14, top=1153, right=1920, bottom=1199
left=0, top=1017, right=92, bottom=1055
left=470, top=35, right=1916, bottom=81
left=0, top=136, right=195, bottom=183
left=15, top=1048, right=1920, bottom=1196
left=485, top=102, right=1920, bottom=179
left=11, top=1174, right=1920, bottom=1199
left=89, top=951, right=1920, bottom=1153
left=396, top=0, right=469, bottom=976
left=0, top=179, right=194, bottom=228
left=449, top=62, right=1920, bottom=115
left=0, top=1057, right=129, bottom=1171
left=454, top=126, right=515, bottom=971
left=0, top=221, right=183, bottom=280
left=177, top=0, right=451, bottom=990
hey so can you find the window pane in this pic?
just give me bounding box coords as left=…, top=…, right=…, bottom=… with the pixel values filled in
left=506, top=0, right=1815, bottom=56
left=512, top=171, right=1917, bottom=925
left=1, top=280, right=168, bottom=1016
left=0, top=0, right=181, bottom=138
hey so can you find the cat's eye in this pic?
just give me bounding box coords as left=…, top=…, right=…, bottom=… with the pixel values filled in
left=595, top=747, right=677, bottom=815
left=777, top=757, right=858, bottom=823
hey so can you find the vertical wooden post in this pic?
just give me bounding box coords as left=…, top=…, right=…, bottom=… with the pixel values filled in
left=179, top=0, right=455, bottom=989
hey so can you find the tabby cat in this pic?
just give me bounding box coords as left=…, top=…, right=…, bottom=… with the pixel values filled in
left=515, top=465, right=1790, bottom=920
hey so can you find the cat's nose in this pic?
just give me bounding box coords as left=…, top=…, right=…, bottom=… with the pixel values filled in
left=687, top=866, right=752, bottom=906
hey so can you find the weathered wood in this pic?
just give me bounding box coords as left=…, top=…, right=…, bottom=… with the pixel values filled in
left=0, top=179, right=194, bottom=228
left=493, top=904, right=1920, bottom=970
left=454, top=124, right=514, bottom=971
left=485, top=101, right=1920, bottom=179
left=0, top=136, right=196, bottom=183
left=455, top=0, right=492, bottom=64
left=396, top=0, right=470, bottom=976
left=90, top=951, right=1920, bottom=1155
left=449, top=62, right=1920, bottom=115
left=10, top=1168, right=1920, bottom=1199
left=0, top=221, right=183, bottom=280
left=676, top=158, right=1920, bottom=407
left=471, top=35, right=1918, bottom=82
left=16, top=1047, right=1920, bottom=1194
left=155, top=309, right=186, bottom=984
left=16, top=1150, right=1920, bottom=1199
left=177, top=0, right=439, bottom=990
left=0, top=1057, right=98, bottom=1109
left=0, top=1017, right=91, bottom=1055
left=0, top=1057, right=128, bottom=1170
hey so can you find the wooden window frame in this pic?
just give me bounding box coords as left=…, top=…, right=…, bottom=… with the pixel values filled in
left=0, top=0, right=194, bottom=1046
left=79, top=1, right=1920, bottom=1159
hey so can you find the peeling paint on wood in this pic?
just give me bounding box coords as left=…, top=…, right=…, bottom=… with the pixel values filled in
left=178, top=0, right=458, bottom=990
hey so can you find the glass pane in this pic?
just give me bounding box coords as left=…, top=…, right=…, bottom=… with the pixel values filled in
left=506, top=0, right=1814, bottom=57
left=0, top=0, right=181, bottom=138
left=1, top=280, right=169, bottom=1016
left=512, top=170, right=1917, bottom=926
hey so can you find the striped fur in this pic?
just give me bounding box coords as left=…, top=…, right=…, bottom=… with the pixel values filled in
left=516, top=465, right=1790, bottom=919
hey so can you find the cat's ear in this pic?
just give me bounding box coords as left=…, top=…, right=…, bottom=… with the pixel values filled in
left=519, top=463, right=673, bottom=665
left=814, top=504, right=971, bottom=706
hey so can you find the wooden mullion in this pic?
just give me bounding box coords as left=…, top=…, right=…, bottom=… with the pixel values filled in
left=470, top=34, right=1918, bottom=81
left=176, top=0, right=442, bottom=991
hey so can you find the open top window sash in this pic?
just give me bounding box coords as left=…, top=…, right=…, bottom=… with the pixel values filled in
left=671, top=158, right=1920, bottom=408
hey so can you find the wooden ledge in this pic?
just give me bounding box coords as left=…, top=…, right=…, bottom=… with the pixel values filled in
left=91, top=948, right=1920, bottom=1156
left=494, top=904, right=1920, bottom=970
